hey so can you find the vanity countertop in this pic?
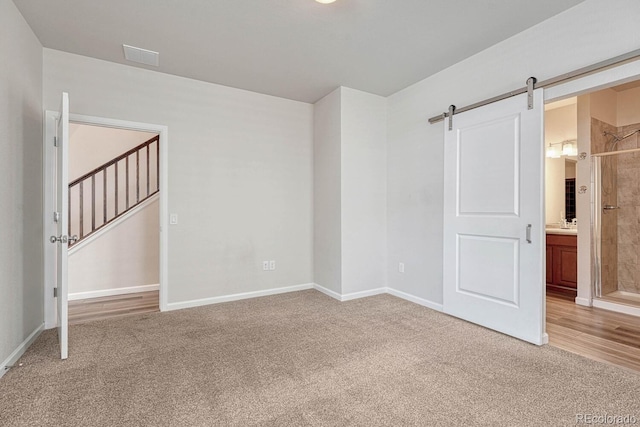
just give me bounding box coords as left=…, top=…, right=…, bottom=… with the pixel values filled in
left=545, top=227, right=577, bottom=236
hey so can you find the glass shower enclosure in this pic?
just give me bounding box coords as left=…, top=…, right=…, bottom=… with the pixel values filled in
left=592, top=147, right=640, bottom=305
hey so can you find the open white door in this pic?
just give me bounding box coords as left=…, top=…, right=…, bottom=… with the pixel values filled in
left=443, top=89, right=546, bottom=345
left=52, top=92, right=70, bottom=359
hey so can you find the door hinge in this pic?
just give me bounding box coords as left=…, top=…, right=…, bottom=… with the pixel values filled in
left=53, top=211, right=60, bottom=223
left=54, top=136, right=58, bottom=147
left=53, top=287, right=57, bottom=298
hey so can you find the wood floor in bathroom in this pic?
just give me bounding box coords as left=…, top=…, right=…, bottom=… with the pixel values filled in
left=547, top=291, right=640, bottom=372
left=68, top=290, right=640, bottom=373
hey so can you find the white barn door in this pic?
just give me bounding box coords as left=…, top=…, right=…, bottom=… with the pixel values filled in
left=443, top=90, right=546, bottom=345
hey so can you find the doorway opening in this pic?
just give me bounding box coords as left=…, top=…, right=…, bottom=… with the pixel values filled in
left=544, top=78, right=640, bottom=371
left=66, top=123, right=160, bottom=324
left=43, top=112, right=169, bottom=331
left=544, top=80, right=640, bottom=309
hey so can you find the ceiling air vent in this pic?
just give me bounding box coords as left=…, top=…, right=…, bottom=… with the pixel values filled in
left=123, top=44, right=159, bottom=67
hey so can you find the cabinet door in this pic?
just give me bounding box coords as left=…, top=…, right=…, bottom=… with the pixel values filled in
left=546, top=245, right=553, bottom=284
left=552, top=245, right=577, bottom=288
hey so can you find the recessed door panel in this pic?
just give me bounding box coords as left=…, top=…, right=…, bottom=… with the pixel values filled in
left=458, top=115, right=520, bottom=216
left=457, top=234, right=519, bottom=307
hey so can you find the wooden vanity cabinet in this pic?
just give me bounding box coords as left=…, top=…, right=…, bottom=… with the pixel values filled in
left=546, top=234, right=577, bottom=295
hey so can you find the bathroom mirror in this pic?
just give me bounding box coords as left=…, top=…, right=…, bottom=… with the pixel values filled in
left=565, top=159, right=576, bottom=221
left=545, top=156, right=577, bottom=225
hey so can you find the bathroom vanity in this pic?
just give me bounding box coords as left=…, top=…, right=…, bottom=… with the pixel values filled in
left=546, top=229, right=577, bottom=295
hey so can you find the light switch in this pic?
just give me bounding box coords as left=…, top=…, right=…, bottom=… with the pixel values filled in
left=170, top=214, right=178, bottom=225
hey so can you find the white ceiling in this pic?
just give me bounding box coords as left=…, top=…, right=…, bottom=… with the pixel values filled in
left=14, top=0, right=584, bottom=103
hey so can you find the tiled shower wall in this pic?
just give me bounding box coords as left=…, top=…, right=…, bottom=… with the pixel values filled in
left=615, top=122, right=640, bottom=294
left=592, top=117, right=640, bottom=295
left=592, top=118, right=618, bottom=295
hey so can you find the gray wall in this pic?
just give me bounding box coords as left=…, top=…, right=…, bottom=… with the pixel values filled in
left=313, top=88, right=342, bottom=293
left=313, top=87, right=387, bottom=296
left=43, top=49, right=313, bottom=305
left=340, top=88, right=387, bottom=294
left=69, top=200, right=159, bottom=296
left=0, top=0, right=43, bottom=364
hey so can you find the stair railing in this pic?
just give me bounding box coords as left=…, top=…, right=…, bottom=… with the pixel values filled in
left=68, top=135, right=159, bottom=246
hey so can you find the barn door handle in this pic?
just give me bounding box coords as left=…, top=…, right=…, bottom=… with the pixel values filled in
left=526, top=224, right=532, bottom=244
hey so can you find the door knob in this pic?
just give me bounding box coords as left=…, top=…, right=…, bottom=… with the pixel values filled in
left=49, top=235, right=69, bottom=244
left=68, top=235, right=78, bottom=244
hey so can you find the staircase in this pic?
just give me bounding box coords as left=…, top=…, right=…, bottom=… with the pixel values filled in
left=68, top=135, right=160, bottom=247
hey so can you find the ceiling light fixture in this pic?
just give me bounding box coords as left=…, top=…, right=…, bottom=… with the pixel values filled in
left=315, top=0, right=337, bottom=3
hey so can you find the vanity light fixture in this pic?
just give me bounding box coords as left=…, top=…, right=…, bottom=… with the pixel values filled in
left=546, top=139, right=577, bottom=158
left=546, top=143, right=561, bottom=158
left=562, top=140, right=578, bottom=157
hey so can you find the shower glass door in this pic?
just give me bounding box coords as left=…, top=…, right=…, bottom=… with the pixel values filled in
left=592, top=148, right=640, bottom=304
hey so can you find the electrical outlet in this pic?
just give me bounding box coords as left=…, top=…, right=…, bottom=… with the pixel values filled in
left=269, top=260, right=276, bottom=271
left=263, top=261, right=269, bottom=271
left=399, top=262, right=405, bottom=273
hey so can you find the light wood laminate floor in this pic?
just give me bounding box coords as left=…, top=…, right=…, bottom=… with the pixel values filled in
left=547, top=292, right=640, bottom=372
left=68, top=291, right=159, bottom=325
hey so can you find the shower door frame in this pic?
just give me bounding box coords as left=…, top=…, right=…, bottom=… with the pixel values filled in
left=591, top=155, right=603, bottom=299
left=543, top=59, right=640, bottom=310
left=590, top=148, right=640, bottom=313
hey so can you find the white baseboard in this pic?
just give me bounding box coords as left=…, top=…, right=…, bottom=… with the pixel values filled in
left=386, top=287, right=444, bottom=312
left=165, top=283, right=314, bottom=311
left=1, top=323, right=44, bottom=380
left=341, top=287, right=387, bottom=301
left=164, top=282, right=443, bottom=315
left=592, top=298, right=640, bottom=318
left=312, top=284, right=344, bottom=301
left=68, top=284, right=160, bottom=301
left=575, top=297, right=592, bottom=307
left=313, top=283, right=444, bottom=311
left=313, top=284, right=387, bottom=302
